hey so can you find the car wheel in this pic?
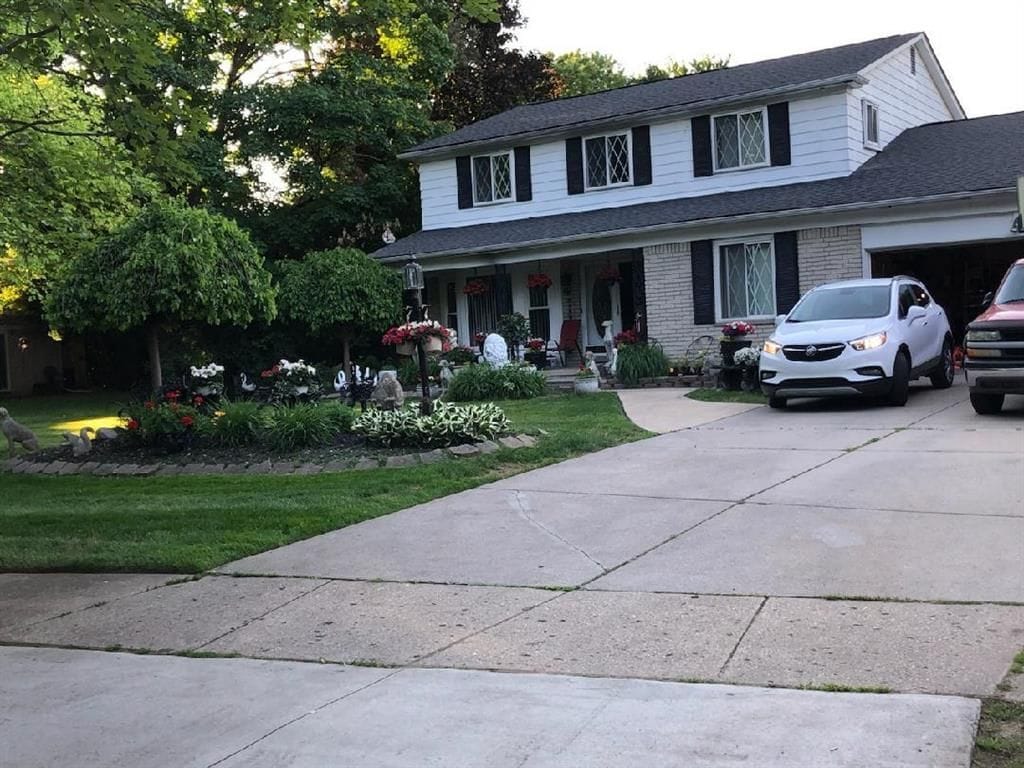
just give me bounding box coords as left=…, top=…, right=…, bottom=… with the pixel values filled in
left=970, top=392, right=1004, bottom=415
left=929, top=338, right=955, bottom=389
left=886, top=352, right=910, bottom=407
left=768, top=395, right=787, bottom=409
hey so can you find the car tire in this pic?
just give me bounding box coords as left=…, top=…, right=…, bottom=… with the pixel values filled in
left=929, top=338, right=955, bottom=389
left=886, top=352, right=910, bottom=407
left=970, top=392, right=1004, bottom=415
left=768, top=395, right=787, bottom=409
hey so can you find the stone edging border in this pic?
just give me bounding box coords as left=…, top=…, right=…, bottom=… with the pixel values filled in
left=2, top=434, right=538, bottom=478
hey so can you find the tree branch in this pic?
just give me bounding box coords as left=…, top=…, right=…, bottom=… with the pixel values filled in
left=0, top=24, right=60, bottom=57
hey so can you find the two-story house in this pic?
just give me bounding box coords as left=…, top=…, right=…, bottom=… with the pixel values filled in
left=374, top=33, right=1024, bottom=359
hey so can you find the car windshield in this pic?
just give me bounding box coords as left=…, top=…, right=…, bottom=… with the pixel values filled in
left=993, top=265, right=1024, bottom=304
left=787, top=285, right=891, bottom=322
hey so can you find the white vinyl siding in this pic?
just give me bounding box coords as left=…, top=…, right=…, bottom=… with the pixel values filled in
left=715, top=239, right=776, bottom=321
left=713, top=108, right=768, bottom=171
left=420, top=92, right=854, bottom=230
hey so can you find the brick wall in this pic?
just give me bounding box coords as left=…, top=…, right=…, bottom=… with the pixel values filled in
left=642, top=225, right=863, bottom=361
left=560, top=265, right=581, bottom=321
left=797, top=226, right=864, bottom=294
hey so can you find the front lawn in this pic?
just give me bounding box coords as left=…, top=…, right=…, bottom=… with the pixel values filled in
left=0, top=393, right=647, bottom=573
left=2, top=392, right=126, bottom=448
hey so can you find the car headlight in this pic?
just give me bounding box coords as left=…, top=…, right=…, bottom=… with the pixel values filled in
left=965, top=329, right=1001, bottom=342
left=762, top=338, right=782, bottom=355
left=849, top=331, right=887, bottom=351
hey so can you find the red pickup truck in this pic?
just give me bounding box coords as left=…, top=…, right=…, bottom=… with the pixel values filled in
left=964, top=257, right=1024, bottom=414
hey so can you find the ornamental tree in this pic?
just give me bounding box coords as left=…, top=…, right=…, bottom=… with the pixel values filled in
left=46, top=199, right=276, bottom=390
left=276, top=248, right=402, bottom=373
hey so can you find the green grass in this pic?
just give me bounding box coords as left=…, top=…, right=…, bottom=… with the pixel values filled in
left=973, top=699, right=1024, bottom=768
left=1, top=392, right=126, bottom=448
left=686, top=388, right=767, bottom=405
left=0, top=393, right=648, bottom=573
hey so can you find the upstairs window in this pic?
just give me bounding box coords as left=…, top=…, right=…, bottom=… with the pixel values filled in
left=472, top=152, right=513, bottom=204
left=585, top=133, right=631, bottom=189
left=863, top=100, right=880, bottom=148
left=713, top=109, right=768, bottom=171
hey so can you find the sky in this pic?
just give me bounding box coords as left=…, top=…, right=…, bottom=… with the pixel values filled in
left=514, top=0, right=1024, bottom=118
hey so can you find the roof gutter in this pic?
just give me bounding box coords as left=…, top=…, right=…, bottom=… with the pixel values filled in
left=376, top=187, right=1015, bottom=262
left=399, top=76, right=865, bottom=161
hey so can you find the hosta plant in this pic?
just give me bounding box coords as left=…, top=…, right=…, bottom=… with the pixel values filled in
left=353, top=402, right=510, bottom=448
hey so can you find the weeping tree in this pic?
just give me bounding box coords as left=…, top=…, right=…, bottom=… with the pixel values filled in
left=46, top=199, right=276, bottom=390
left=276, top=248, right=402, bottom=373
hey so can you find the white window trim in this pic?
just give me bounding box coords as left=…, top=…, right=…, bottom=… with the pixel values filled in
left=471, top=151, right=515, bottom=206
left=713, top=236, right=778, bottom=323
left=582, top=131, right=633, bottom=191
left=862, top=99, right=881, bottom=150
left=711, top=107, right=770, bottom=173
left=0, top=331, right=10, bottom=392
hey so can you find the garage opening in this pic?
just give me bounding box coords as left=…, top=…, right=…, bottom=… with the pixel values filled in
left=871, top=239, right=1024, bottom=341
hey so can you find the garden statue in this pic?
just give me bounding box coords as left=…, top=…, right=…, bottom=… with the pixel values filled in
left=239, top=372, right=257, bottom=394
left=482, top=333, right=509, bottom=368
left=333, top=369, right=346, bottom=393
left=371, top=371, right=405, bottom=411
left=63, top=426, right=95, bottom=457
left=0, top=408, right=40, bottom=457
left=609, top=346, right=619, bottom=377
left=345, top=365, right=378, bottom=410
left=439, top=360, right=454, bottom=391
left=602, top=320, right=614, bottom=361
left=583, top=351, right=600, bottom=377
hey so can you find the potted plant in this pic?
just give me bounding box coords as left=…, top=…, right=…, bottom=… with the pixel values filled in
left=720, top=321, right=756, bottom=366
left=382, top=321, right=453, bottom=356
left=474, top=331, right=487, bottom=354
left=574, top=366, right=599, bottom=394
left=614, top=329, right=640, bottom=346
left=733, top=346, right=762, bottom=391
left=497, top=312, right=531, bottom=359
left=524, top=338, right=548, bottom=368
left=261, top=359, right=320, bottom=399
left=188, top=362, right=225, bottom=397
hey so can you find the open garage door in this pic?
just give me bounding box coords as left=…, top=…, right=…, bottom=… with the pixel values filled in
left=871, top=239, right=1024, bottom=341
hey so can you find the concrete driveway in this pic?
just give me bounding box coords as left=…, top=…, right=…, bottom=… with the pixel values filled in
left=3, top=381, right=1022, bottom=767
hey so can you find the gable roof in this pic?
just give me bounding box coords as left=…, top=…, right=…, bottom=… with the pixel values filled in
left=403, top=33, right=920, bottom=159
left=375, top=111, right=1024, bottom=261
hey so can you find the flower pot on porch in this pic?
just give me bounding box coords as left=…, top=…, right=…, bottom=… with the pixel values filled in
left=574, top=377, right=599, bottom=395
left=719, top=339, right=752, bottom=367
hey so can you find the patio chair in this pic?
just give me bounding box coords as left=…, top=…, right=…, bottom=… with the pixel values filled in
left=552, top=319, right=582, bottom=367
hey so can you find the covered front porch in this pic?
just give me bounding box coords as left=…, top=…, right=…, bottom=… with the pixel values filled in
left=421, top=249, right=648, bottom=363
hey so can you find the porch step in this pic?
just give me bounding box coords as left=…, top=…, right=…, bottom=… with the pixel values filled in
left=543, top=366, right=606, bottom=392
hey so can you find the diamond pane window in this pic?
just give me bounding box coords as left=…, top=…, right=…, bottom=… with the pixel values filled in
left=714, top=110, right=767, bottom=170
left=585, top=133, right=631, bottom=189
left=719, top=240, right=775, bottom=319
left=472, top=152, right=513, bottom=204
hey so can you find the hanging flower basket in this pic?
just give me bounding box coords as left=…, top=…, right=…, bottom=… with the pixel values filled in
left=396, top=342, right=415, bottom=356
left=597, top=265, right=621, bottom=285
left=527, top=273, right=552, bottom=289
left=383, top=321, right=453, bottom=355
left=463, top=279, right=489, bottom=296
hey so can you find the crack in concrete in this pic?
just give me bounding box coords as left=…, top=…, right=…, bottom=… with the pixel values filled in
left=718, top=596, right=768, bottom=676
left=512, top=490, right=606, bottom=572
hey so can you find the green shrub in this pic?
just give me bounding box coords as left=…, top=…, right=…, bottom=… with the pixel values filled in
left=616, top=342, right=670, bottom=386
left=442, top=346, right=476, bottom=365
left=397, top=356, right=441, bottom=387
left=319, top=400, right=356, bottom=434
left=445, top=363, right=546, bottom=402
left=212, top=400, right=270, bottom=447
left=267, top=403, right=336, bottom=450
left=122, top=399, right=210, bottom=448
left=353, top=402, right=510, bottom=447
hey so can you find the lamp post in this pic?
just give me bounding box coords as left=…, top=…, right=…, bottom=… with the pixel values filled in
left=402, top=255, right=433, bottom=415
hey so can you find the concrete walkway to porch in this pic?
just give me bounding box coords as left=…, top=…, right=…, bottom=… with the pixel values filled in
left=616, top=387, right=761, bottom=432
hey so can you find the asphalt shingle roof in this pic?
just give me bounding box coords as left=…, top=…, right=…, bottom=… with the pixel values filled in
left=406, top=34, right=918, bottom=156
left=375, top=112, right=1024, bottom=260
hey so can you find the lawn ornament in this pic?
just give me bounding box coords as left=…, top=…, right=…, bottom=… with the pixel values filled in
left=1, top=408, right=40, bottom=457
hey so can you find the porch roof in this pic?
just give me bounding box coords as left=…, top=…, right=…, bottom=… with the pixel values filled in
left=375, top=111, right=1024, bottom=262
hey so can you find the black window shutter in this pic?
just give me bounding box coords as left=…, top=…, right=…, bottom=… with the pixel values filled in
left=768, top=102, right=791, bottom=166
left=774, top=231, right=800, bottom=313
left=691, top=239, right=715, bottom=324
left=691, top=116, right=713, bottom=177
left=494, top=272, right=513, bottom=317
left=456, top=155, right=474, bottom=209
left=513, top=146, right=532, bottom=202
left=631, top=126, right=652, bottom=186
left=565, top=137, right=584, bottom=195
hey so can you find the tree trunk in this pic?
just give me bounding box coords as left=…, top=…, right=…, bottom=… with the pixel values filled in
left=342, top=333, right=352, bottom=377
left=147, top=325, right=163, bottom=391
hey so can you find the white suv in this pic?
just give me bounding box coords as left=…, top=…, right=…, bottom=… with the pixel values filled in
left=759, top=277, right=955, bottom=408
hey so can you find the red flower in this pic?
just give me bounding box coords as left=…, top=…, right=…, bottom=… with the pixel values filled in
left=193, top=395, right=204, bottom=406
left=527, top=273, right=552, bottom=289
left=180, top=415, right=194, bottom=428
left=474, top=331, right=487, bottom=343
left=165, top=390, right=180, bottom=401
left=126, top=418, right=139, bottom=431
left=597, top=266, right=621, bottom=284
left=614, top=329, right=640, bottom=346
left=144, top=400, right=155, bottom=410
left=526, top=338, right=546, bottom=351
left=463, top=279, right=489, bottom=296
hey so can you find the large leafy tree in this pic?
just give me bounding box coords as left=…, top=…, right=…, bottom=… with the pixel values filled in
left=276, top=248, right=402, bottom=372
left=637, top=55, right=731, bottom=83
left=0, top=69, right=155, bottom=314
left=47, top=199, right=276, bottom=389
left=432, top=0, right=559, bottom=129
left=550, top=50, right=629, bottom=98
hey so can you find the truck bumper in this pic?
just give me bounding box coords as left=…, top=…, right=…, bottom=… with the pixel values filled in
left=964, top=363, right=1024, bottom=395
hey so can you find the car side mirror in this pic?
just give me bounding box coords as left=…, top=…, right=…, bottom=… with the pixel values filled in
left=774, top=313, right=787, bottom=327
left=982, top=291, right=993, bottom=309
left=906, top=305, right=927, bottom=322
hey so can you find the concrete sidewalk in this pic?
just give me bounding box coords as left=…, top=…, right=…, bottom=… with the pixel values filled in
left=616, top=388, right=759, bottom=432
left=0, top=646, right=980, bottom=768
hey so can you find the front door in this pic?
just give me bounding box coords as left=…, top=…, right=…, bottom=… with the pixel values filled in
left=584, top=265, right=622, bottom=347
